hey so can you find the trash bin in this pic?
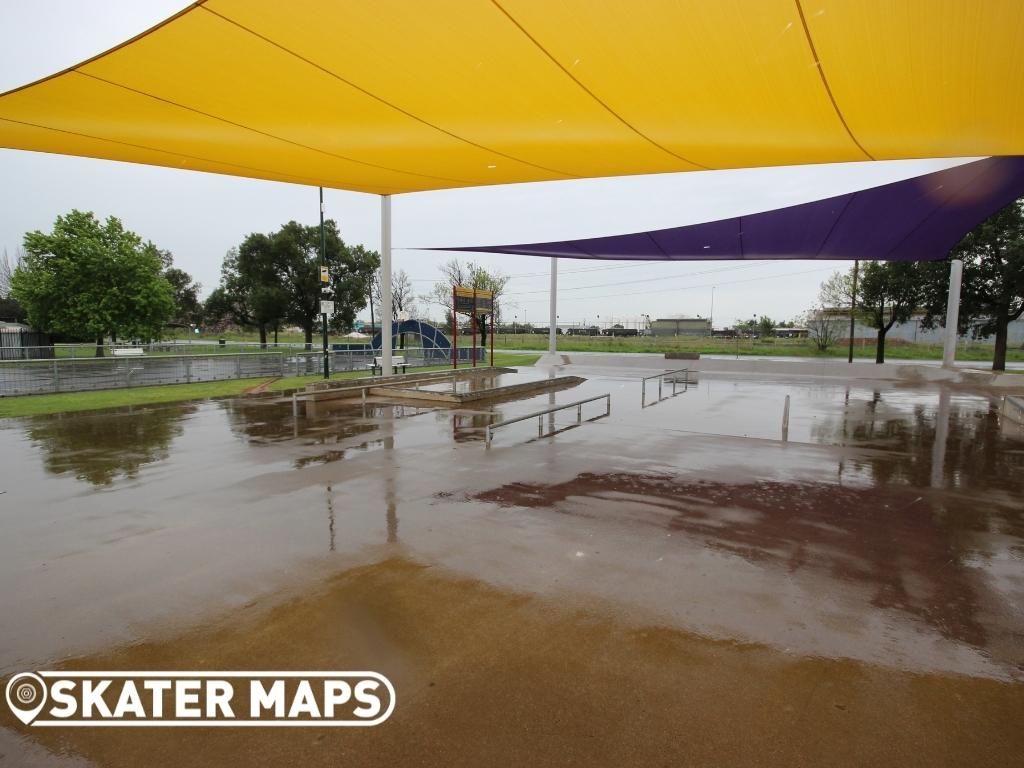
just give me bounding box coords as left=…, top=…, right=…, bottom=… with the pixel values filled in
left=218, top=338, right=226, bottom=347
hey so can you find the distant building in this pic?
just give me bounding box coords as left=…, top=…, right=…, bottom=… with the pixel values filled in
left=814, top=309, right=1024, bottom=345
left=651, top=317, right=711, bottom=337
left=774, top=327, right=809, bottom=338
left=0, top=322, right=53, bottom=360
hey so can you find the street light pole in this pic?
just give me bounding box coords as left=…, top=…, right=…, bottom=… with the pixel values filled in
left=710, top=286, right=715, bottom=336
left=319, top=186, right=330, bottom=380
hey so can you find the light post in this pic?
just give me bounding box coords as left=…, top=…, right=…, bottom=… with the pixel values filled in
left=319, top=186, right=330, bottom=380
left=710, top=286, right=715, bottom=336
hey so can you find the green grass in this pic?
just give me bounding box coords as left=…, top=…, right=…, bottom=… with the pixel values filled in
left=49, top=329, right=1023, bottom=365
left=493, top=333, right=1024, bottom=362
left=0, top=352, right=540, bottom=419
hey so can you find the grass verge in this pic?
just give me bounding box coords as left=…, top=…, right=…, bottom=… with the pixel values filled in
left=493, top=334, right=1024, bottom=362
left=0, top=353, right=539, bottom=419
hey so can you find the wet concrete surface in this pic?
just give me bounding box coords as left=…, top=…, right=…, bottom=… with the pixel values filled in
left=1, top=367, right=1022, bottom=765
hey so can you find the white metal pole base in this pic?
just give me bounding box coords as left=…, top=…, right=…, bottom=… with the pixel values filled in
left=381, top=195, right=393, bottom=377
left=942, top=259, right=963, bottom=369
left=548, top=257, right=558, bottom=355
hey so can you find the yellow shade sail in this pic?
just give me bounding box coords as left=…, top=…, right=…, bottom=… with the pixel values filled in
left=1, top=0, right=1022, bottom=194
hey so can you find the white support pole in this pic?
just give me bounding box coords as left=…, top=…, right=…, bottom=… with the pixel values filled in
left=380, top=195, right=393, bottom=376
left=942, top=259, right=963, bottom=369
left=548, top=257, right=558, bottom=355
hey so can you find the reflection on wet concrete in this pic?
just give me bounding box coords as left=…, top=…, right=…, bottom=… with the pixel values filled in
left=2, top=369, right=1024, bottom=765
left=813, top=388, right=1023, bottom=494
left=25, top=404, right=195, bottom=486
left=473, top=473, right=1014, bottom=663
left=3, top=559, right=1022, bottom=768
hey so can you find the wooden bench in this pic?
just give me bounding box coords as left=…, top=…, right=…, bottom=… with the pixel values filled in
left=112, top=347, right=145, bottom=357
left=369, top=355, right=407, bottom=375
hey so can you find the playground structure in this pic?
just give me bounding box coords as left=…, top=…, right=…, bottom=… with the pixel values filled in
left=366, top=318, right=482, bottom=363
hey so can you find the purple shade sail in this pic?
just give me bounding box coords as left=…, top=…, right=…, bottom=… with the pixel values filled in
left=433, top=157, right=1024, bottom=261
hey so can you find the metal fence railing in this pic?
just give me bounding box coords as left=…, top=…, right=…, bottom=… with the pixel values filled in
left=5, top=341, right=351, bottom=360
left=485, top=393, right=611, bottom=447
left=0, top=348, right=453, bottom=397
left=640, top=368, right=692, bottom=408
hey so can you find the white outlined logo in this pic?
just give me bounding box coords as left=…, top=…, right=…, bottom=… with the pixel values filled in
left=5, top=672, right=395, bottom=727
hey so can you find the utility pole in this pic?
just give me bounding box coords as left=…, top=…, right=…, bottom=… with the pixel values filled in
left=710, top=286, right=715, bottom=336
left=847, top=260, right=859, bottom=364
left=320, top=187, right=330, bottom=380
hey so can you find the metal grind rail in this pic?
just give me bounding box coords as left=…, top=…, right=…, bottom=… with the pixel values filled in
left=641, top=368, right=692, bottom=408
left=485, top=393, right=611, bottom=447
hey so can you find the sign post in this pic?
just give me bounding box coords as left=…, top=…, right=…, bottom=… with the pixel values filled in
left=471, top=289, right=477, bottom=368
left=451, top=286, right=493, bottom=369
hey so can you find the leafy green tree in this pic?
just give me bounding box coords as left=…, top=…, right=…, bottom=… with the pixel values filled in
left=211, top=222, right=378, bottom=347
left=266, top=222, right=377, bottom=345
left=757, top=315, right=774, bottom=338
left=203, top=247, right=288, bottom=345
left=920, top=199, right=1024, bottom=371
left=11, top=211, right=174, bottom=355
left=733, top=317, right=758, bottom=335
left=857, top=261, right=924, bottom=363
left=164, top=267, right=202, bottom=325
left=153, top=249, right=202, bottom=327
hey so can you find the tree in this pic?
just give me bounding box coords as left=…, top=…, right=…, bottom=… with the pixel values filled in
left=204, top=246, right=286, bottom=345
left=372, top=268, right=416, bottom=321
left=0, top=248, right=25, bottom=322
left=804, top=306, right=844, bottom=351
left=213, top=221, right=378, bottom=347
left=271, top=221, right=377, bottom=345
left=11, top=211, right=174, bottom=354
left=819, top=269, right=855, bottom=310
left=805, top=272, right=854, bottom=352
left=757, top=315, right=774, bottom=338
left=424, top=258, right=509, bottom=326
left=0, top=247, right=19, bottom=297
left=156, top=251, right=202, bottom=327
left=733, top=317, right=757, bottom=335
left=920, top=199, right=1024, bottom=371
left=857, top=261, right=924, bottom=364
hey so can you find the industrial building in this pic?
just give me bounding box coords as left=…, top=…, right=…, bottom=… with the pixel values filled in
left=650, top=318, right=712, bottom=337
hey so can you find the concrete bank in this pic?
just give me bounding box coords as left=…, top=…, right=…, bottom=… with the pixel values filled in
left=540, top=352, right=1024, bottom=390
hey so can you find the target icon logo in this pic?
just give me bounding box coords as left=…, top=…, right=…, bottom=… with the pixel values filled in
left=6, top=673, right=47, bottom=725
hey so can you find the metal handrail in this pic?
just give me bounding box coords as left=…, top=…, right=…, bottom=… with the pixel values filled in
left=485, top=393, right=611, bottom=447
left=641, top=368, right=691, bottom=407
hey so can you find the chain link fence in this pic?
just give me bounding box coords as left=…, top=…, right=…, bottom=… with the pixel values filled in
left=0, top=348, right=453, bottom=396
left=12, top=341, right=340, bottom=360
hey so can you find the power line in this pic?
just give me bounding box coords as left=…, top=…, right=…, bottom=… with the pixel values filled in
left=407, top=258, right=780, bottom=287
left=507, top=265, right=837, bottom=303
left=503, top=261, right=768, bottom=295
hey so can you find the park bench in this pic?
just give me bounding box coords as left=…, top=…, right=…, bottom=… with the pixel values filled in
left=112, top=347, right=145, bottom=357
left=369, top=355, right=407, bottom=375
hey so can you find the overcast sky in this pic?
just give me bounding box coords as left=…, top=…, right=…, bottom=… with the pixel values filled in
left=0, top=1, right=974, bottom=329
